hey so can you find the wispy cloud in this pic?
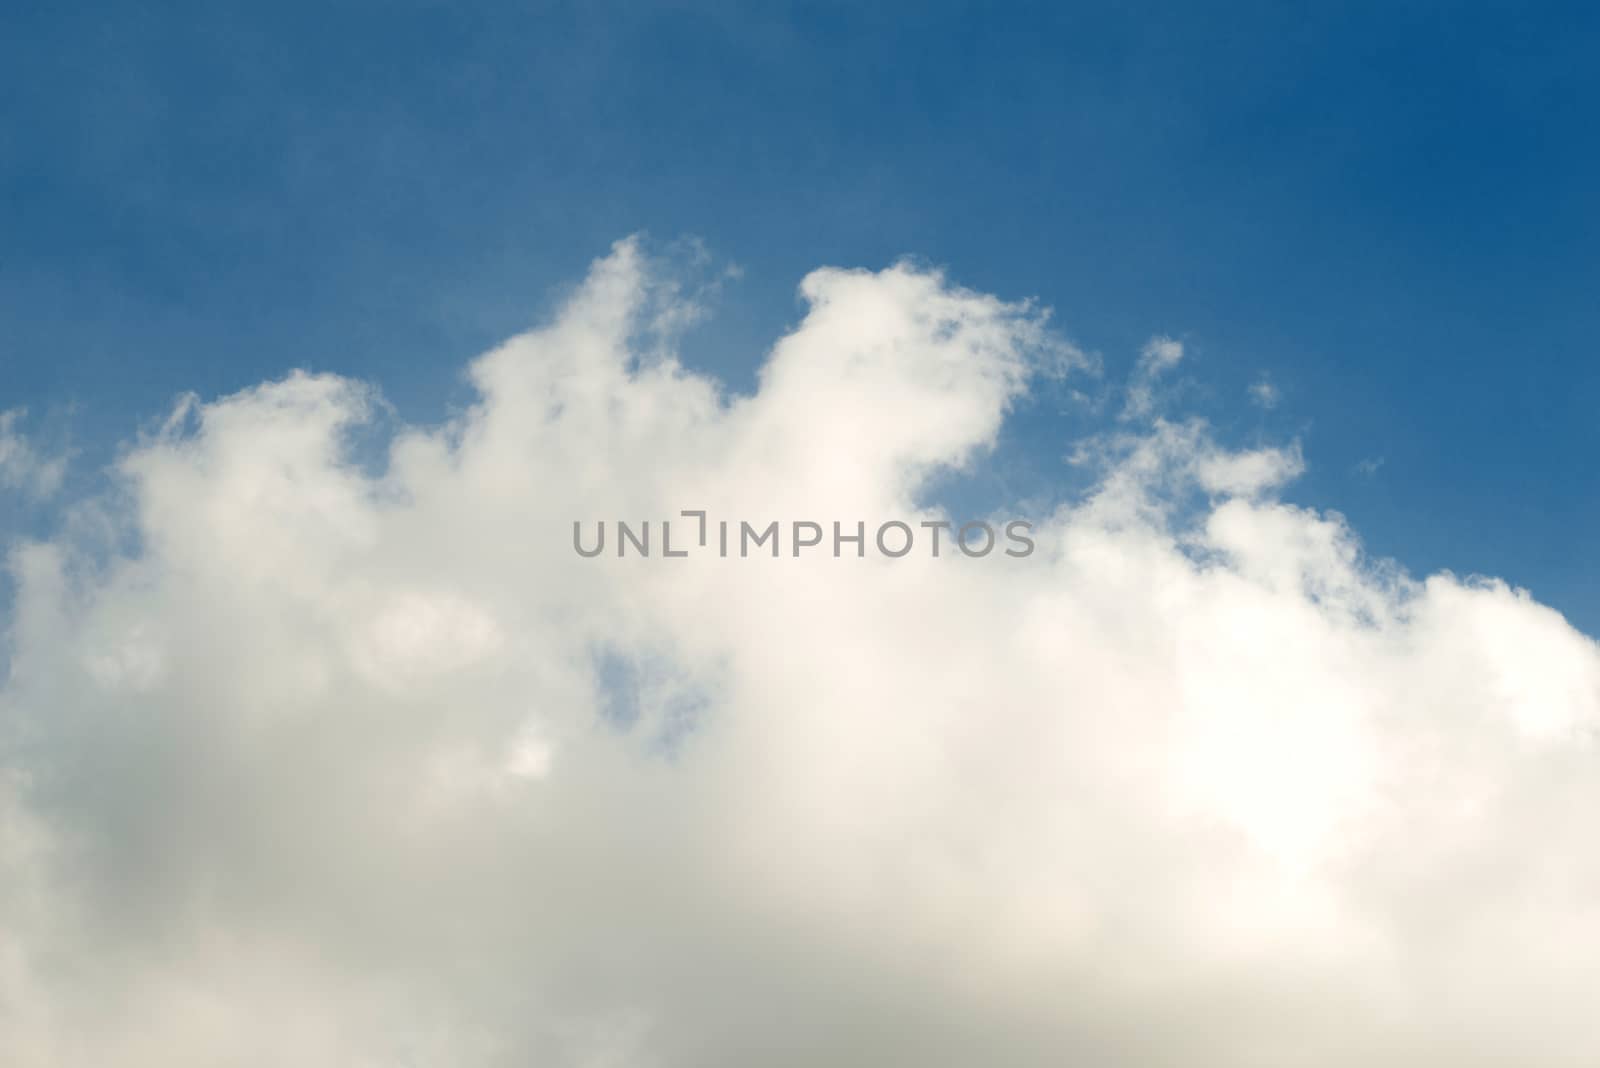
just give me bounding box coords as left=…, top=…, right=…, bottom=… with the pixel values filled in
left=0, top=410, right=67, bottom=499
left=1248, top=376, right=1281, bottom=409
left=1121, top=334, right=1184, bottom=419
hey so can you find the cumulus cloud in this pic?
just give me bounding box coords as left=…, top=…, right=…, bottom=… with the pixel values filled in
left=1, top=239, right=1597, bottom=1066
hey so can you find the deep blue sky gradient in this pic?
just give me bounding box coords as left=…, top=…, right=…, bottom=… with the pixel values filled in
left=3, top=1, right=1597, bottom=628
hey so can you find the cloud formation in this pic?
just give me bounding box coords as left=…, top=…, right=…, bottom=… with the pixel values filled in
left=1248, top=377, right=1281, bottom=409
left=2, top=239, right=1598, bottom=1066
left=0, top=410, right=66, bottom=499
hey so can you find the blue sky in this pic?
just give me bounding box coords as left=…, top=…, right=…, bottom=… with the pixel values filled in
left=3, top=0, right=1597, bottom=630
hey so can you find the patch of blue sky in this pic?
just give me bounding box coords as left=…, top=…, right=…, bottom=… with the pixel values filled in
left=3, top=1, right=1596, bottom=629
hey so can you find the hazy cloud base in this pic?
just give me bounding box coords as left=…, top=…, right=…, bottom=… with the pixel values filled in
left=2, top=239, right=1597, bottom=1066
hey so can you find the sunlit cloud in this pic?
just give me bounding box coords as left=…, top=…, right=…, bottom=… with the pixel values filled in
left=2, top=240, right=1596, bottom=1067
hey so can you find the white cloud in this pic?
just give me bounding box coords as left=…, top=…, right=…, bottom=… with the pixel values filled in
left=0, top=411, right=66, bottom=499
left=1248, top=376, right=1281, bottom=409
left=1, top=239, right=1597, bottom=1066
left=1123, top=335, right=1184, bottom=419
left=1196, top=440, right=1304, bottom=497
